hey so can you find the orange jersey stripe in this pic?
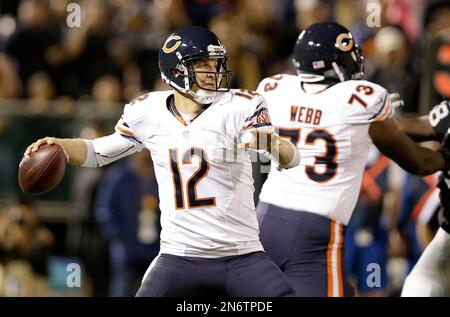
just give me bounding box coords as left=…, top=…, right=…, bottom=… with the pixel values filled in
left=115, top=125, right=138, bottom=138
left=327, top=221, right=344, bottom=297
left=337, top=223, right=344, bottom=297
left=327, top=220, right=336, bottom=297
left=373, top=97, right=392, bottom=122
left=240, top=121, right=254, bottom=133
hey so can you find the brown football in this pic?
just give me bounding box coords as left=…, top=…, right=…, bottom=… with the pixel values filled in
left=18, top=143, right=67, bottom=194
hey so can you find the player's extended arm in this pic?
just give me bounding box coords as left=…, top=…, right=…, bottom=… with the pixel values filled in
left=395, top=116, right=437, bottom=142
left=24, top=134, right=140, bottom=167
left=396, top=101, right=450, bottom=142
left=369, top=118, right=445, bottom=175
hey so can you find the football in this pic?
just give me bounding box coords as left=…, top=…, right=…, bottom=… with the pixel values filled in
left=18, top=143, right=67, bottom=194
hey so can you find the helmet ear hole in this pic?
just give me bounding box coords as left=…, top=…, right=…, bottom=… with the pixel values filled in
left=171, top=69, right=177, bottom=76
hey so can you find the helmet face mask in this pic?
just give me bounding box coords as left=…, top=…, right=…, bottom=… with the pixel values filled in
left=292, top=22, right=365, bottom=83
left=159, top=27, right=232, bottom=104
left=185, top=55, right=232, bottom=93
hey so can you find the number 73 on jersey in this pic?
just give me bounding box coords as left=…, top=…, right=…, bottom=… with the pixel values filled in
left=278, top=127, right=338, bottom=183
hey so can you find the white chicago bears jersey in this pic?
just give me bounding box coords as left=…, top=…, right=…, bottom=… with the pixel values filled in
left=257, top=74, right=394, bottom=225
left=93, top=89, right=271, bottom=257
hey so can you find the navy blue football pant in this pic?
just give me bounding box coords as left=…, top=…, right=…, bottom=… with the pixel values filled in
left=136, top=251, right=296, bottom=297
left=257, top=202, right=355, bottom=297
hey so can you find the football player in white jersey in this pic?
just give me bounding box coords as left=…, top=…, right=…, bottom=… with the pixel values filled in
left=255, top=22, right=449, bottom=297
left=24, top=26, right=299, bottom=296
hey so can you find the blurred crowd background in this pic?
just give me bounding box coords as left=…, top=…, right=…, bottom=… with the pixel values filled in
left=0, top=0, right=449, bottom=297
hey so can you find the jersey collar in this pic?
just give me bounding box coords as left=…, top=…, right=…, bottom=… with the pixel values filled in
left=166, top=94, right=211, bottom=126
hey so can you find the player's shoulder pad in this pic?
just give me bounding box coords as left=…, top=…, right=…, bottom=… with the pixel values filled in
left=230, top=88, right=264, bottom=104
left=122, top=91, right=170, bottom=121
left=338, top=80, right=392, bottom=124
left=227, top=89, right=267, bottom=117
left=256, top=74, right=294, bottom=94
left=345, top=80, right=388, bottom=110
left=343, top=80, right=388, bottom=97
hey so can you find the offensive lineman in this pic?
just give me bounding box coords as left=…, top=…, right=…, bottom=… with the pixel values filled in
left=255, top=22, right=449, bottom=297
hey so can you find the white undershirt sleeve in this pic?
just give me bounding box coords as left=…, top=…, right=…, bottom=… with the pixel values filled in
left=81, top=133, right=144, bottom=168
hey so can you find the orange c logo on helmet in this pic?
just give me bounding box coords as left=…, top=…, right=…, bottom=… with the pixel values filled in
left=335, top=33, right=354, bottom=52
left=162, top=35, right=182, bottom=53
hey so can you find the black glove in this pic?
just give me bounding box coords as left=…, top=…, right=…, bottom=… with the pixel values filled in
left=437, top=174, right=450, bottom=234
left=429, top=100, right=450, bottom=141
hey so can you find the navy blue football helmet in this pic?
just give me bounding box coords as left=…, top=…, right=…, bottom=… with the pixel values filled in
left=293, top=22, right=364, bottom=82
left=158, top=26, right=232, bottom=104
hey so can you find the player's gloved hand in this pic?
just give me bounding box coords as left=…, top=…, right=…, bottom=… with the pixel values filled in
left=428, top=100, right=450, bottom=141
left=389, top=93, right=404, bottom=109
left=437, top=174, right=450, bottom=234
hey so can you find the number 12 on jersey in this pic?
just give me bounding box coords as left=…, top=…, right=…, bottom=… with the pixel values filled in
left=169, top=148, right=216, bottom=210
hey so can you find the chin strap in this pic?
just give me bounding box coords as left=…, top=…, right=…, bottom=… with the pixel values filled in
left=188, top=88, right=218, bottom=104
left=331, top=62, right=346, bottom=82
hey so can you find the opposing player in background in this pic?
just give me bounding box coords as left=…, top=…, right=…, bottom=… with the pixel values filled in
left=401, top=125, right=450, bottom=297
left=401, top=172, right=450, bottom=297
left=256, top=22, right=449, bottom=297
left=23, top=26, right=299, bottom=297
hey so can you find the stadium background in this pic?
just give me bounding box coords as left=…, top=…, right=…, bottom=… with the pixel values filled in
left=0, top=0, right=449, bottom=296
